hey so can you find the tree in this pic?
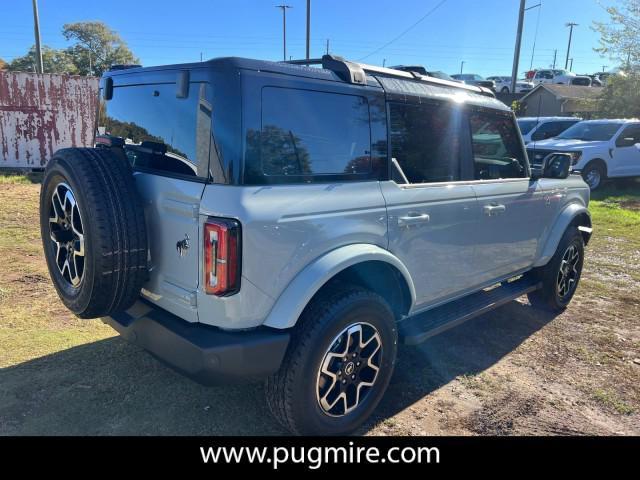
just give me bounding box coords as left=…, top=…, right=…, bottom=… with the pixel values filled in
left=62, top=21, right=138, bottom=76
left=0, top=58, right=7, bottom=70
left=595, top=73, right=640, bottom=119
left=593, top=0, right=640, bottom=70
left=8, top=46, right=78, bottom=74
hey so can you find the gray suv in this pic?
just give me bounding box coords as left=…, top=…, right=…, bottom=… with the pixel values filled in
left=40, top=55, right=592, bottom=435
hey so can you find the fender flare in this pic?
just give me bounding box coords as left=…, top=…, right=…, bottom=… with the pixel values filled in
left=262, top=244, right=416, bottom=329
left=534, top=203, right=591, bottom=267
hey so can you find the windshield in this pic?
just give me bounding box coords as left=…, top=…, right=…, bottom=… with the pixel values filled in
left=557, top=122, right=622, bottom=141
left=517, top=120, right=539, bottom=135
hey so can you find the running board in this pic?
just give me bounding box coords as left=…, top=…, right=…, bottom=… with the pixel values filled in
left=399, top=276, right=541, bottom=346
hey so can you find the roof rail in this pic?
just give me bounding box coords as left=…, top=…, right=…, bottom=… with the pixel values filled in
left=284, top=54, right=495, bottom=98
left=109, top=64, right=142, bottom=71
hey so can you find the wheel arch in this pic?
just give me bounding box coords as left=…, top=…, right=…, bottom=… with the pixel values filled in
left=262, top=244, right=416, bottom=329
left=583, top=158, right=608, bottom=177
left=534, top=203, right=592, bottom=267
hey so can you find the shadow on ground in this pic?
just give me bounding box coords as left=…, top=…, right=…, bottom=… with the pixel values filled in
left=0, top=301, right=557, bottom=435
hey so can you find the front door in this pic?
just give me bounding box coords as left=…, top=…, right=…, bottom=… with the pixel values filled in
left=611, top=124, right=640, bottom=177
left=466, top=108, right=547, bottom=283
left=382, top=100, right=479, bottom=309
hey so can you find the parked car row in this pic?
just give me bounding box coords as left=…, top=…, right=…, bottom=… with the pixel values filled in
left=520, top=117, right=640, bottom=189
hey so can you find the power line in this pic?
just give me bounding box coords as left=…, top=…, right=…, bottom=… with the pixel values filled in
left=357, top=0, right=449, bottom=61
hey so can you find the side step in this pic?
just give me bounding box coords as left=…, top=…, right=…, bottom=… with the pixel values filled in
left=398, top=276, right=541, bottom=346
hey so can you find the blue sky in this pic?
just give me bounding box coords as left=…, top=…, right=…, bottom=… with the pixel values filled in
left=0, top=0, right=620, bottom=77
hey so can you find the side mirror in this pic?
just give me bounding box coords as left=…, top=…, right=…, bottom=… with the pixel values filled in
left=541, top=153, right=572, bottom=179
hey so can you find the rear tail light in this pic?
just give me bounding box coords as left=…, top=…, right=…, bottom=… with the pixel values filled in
left=204, top=218, right=241, bottom=296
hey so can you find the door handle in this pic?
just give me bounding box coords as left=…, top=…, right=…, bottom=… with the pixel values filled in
left=483, top=204, right=506, bottom=216
left=398, top=212, right=431, bottom=227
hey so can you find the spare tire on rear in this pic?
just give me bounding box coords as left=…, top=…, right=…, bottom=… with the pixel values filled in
left=40, top=148, right=148, bottom=318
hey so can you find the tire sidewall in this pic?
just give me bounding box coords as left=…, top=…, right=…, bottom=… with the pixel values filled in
left=40, top=158, right=96, bottom=313
left=291, top=294, right=397, bottom=435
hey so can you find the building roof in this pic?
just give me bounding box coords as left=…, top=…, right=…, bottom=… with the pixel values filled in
left=521, top=84, right=602, bottom=102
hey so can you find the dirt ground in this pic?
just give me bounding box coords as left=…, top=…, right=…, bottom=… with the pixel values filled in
left=0, top=174, right=638, bottom=435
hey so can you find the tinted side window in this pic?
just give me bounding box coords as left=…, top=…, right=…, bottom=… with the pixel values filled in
left=389, top=102, right=461, bottom=184
left=251, top=87, right=371, bottom=180
left=616, top=125, right=640, bottom=146
left=532, top=120, right=577, bottom=141
left=469, top=110, right=527, bottom=180
left=100, top=83, right=211, bottom=178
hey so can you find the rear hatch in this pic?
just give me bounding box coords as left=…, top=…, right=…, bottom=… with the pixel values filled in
left=99, top=75, right=215, bottom=323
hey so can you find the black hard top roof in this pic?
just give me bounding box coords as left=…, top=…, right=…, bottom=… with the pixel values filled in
left=104, top=55, right=509, bottom=112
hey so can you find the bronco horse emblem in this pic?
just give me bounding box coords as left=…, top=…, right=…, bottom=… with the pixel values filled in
left=176, top=234, right=190, bottom=257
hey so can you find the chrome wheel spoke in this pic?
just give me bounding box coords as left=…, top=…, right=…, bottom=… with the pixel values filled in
left=49, top=183, right=85, bottom=288
left=557, top=244, right=581, bottom=298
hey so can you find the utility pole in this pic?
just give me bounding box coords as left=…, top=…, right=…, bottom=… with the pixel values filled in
left=510, top=0, right=526, bottom=93
left=460, top=61, right=465, bottom=74
left=32, top=0, right=43, bottom=74
left=305, top=0, right=311, bottom=60
left=602, top=65, right=608, bottom=72
left=275, top=5, right=292, bottom=61
left=326, top=38, right=330, bottom=55
left=569, top=58, right=574, bottom=71
left=552, top=49, right=557, bottom=69
left=565, top=22, right=578, bottom=70
left=382, top=58, right=386, bottom=67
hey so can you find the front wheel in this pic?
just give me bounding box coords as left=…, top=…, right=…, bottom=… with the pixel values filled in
left=528, top=227, right=584, bottom=311
left=265, top=287, right=397, bottom=435
left=582, top=162, right=605, bottom=190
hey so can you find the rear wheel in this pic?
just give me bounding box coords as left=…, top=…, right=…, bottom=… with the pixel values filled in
left=40, top=148, right=148, bottom=318
left=265, top=287, right=397, bottom=435
left=528, top=227, right=584, bottom=311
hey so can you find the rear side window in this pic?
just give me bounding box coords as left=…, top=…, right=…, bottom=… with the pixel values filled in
left=246, top=87, right=372, bottom=182
left=388, top=101, right=461, bottom=184
left=469, top=109, right=527, bottom=180
left=100, top=82, right=211, bottom=179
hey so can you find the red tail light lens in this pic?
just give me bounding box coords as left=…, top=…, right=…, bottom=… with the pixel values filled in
left=204, top=218, right=241, bottom=296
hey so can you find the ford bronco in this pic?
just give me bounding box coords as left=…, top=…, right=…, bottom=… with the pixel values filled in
left=40, top=55, right=592, bottom=435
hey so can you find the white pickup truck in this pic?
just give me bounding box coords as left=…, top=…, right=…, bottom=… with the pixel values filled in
left=527, top=119, right=640, bottom=189
left=532, top=69, right=592, bottom=86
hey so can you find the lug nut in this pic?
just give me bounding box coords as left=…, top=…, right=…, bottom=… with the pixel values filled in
left=356, top=361, right=361, bottom=366
left=342, top=379, right=347, bottom=384
left=351, top=375, right=356, bottom=380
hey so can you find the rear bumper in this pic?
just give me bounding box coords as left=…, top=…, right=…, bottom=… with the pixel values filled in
left=103, top=300, right=290, bottom=385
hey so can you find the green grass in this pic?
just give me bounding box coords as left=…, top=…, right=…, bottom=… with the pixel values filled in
left=589, top=179, right=640, bottom=244
left=593, top=388, right=635, bottom=415
left=0, top=172, right=43, bottom=185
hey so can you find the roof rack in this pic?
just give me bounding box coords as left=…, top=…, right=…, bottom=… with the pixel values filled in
left=284, top=55, right=495, bottom=98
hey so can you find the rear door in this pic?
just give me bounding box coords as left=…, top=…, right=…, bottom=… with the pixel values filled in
left=381, top=100, right=479, bottom=309
left=100, top=79, right=213, bottom=322
left=467, top=108, right=547, bottom=284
